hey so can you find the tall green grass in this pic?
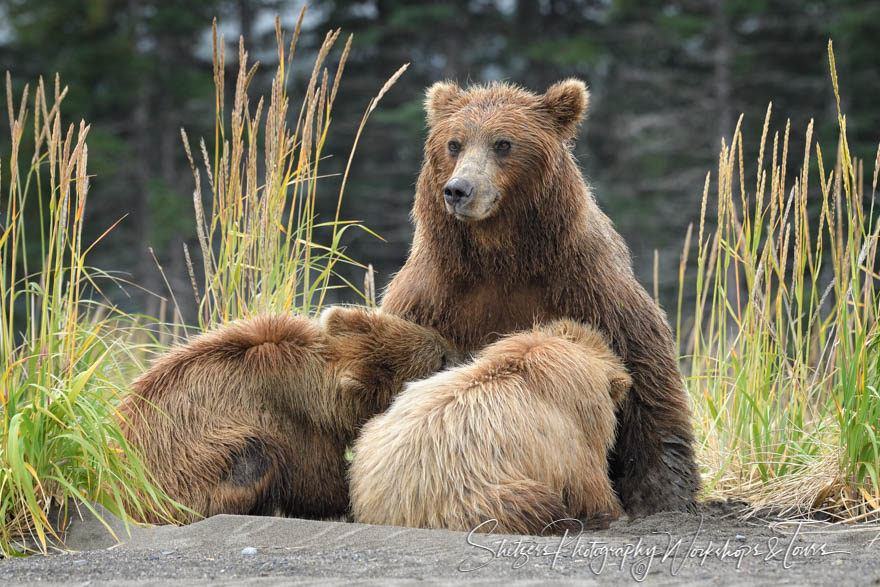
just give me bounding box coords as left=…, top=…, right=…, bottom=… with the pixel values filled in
left=680, top=42, right=880, bottom=519
left=0, top=76, right=181, bottom=556
left=180, top=13, right=402, bottom=327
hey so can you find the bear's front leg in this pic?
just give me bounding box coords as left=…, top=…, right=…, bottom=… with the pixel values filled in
left=607, top=338, right=700, bottom=516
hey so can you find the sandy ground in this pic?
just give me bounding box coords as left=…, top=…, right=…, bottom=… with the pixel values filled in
left=1, top=501, right=878, bottom=585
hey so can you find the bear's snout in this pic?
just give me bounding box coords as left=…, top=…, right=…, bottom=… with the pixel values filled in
left=443, top=153, right=502, bottom=221
left=443, top=177, right=475, bottom=209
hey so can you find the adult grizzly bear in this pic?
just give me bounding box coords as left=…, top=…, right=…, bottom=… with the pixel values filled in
left=381, top=79, right=699, bottom=516
left=350, top=320, right=631, bottom=535
left=118, top=307, right=455, bottom=522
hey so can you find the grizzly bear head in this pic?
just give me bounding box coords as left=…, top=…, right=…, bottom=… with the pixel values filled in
left=319, top=306, right=459, bottom=425
left=420, top=79, right=589, bottom=224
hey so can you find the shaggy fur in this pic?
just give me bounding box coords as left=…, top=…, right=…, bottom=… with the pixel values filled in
left=350, top=320, right=631, bottom=535
left=381, top=79, right=700, bottom=516
left=118, top=307, right=455, bottom=522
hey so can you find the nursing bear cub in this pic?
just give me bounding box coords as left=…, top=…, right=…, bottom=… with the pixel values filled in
left=118, top=307, right=454, bottom=522
left=350, top=320, right=631, bottom=535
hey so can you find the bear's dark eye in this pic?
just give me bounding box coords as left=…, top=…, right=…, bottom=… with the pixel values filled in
left=493, top=140, right=511, bottom=155
left=447, top=140, right=461, bottom=155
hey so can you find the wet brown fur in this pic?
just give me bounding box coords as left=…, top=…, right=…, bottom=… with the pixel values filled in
left=350, top=320, right=631, bottom=534
left=118, top=307, right=454, bottom=523
left=381, top=79, right=700, bottom=516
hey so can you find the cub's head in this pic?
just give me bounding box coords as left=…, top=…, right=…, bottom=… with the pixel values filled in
left=423, top=78, right=589, bottom=223
left=320, top=306, right=458, bottom=420
left=538, top=319, right=631, bottom=407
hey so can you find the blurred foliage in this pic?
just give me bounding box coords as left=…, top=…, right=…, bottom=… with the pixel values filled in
left=1, top=0, right=878, bottom=317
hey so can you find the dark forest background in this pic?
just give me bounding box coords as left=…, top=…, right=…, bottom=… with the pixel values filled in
left=1, top=0, right=878, bottom=321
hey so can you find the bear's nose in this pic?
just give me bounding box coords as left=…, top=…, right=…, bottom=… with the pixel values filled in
left=443, top=177, right=474, bottom=207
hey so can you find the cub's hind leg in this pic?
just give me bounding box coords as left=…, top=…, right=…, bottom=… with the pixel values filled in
left=475, top=479, right=581, bottom=535
left=181, top=424, right=303, bottom=519
left=274, top=422, right=350, bottom=519
left=207, top=434, right=294, bottom=517
left=211, top=424, right=351, bottom=520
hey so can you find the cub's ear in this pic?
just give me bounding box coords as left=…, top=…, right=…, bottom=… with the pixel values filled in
left=609, top=372, right=632, bottom=406
left=541, top=78, right=590, bottom=138
left=319, top=306, right=374, bottom=336
left=425, top=80, right=462, bottom=127
left=338, top=375, right=368, bottom=397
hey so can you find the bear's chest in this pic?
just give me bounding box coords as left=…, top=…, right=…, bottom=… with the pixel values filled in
left=444, top=280, right=552, bottom=351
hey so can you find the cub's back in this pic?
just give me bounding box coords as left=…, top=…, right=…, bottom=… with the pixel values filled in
left=120, top=314, right=329, bottom=432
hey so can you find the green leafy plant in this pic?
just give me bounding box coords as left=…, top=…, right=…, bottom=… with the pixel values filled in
left=0, top=76, right=181, bottom=556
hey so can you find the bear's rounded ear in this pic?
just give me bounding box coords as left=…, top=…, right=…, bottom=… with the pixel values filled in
left=425, top=80, right=462, bottom=127
left=609, top=372, right=632, bottom=406
left=541, top=78, right=590, bottom=138
left=320, top=306, right=374, bottom=336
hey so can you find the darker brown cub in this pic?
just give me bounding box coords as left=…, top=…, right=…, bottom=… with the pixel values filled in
left=382, top=79, right=700, bottom=516
left=118, top=307, right=454, bottom=522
